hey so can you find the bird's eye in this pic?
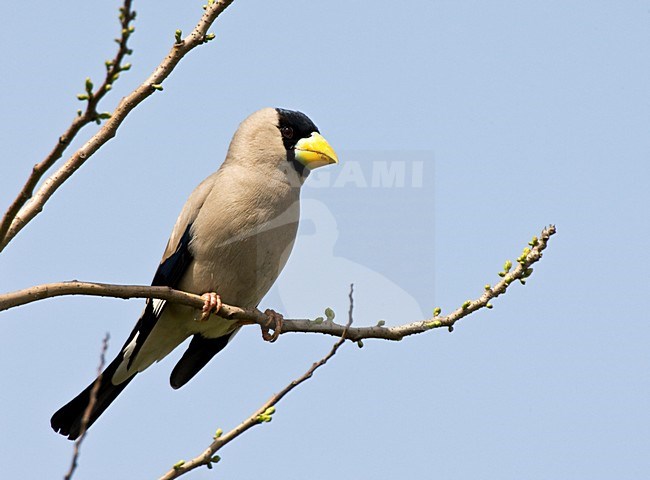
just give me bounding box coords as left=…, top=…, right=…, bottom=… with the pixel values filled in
left=280, top=126, right=294, bottom=139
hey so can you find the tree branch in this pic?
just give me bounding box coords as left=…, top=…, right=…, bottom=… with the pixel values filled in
left=63, top=333, right=110, bottom=480
left=0, top=0, right=235, bottom=253
left=0, top=282, right=206, bottom=313
left=0, top=0, right=136, bottom=248
left=158, top=285, right=356, bottom=479
left=0, top=226, right=556, bottom=342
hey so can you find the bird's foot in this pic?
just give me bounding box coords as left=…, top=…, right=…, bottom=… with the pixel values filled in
left=261, top=309, right=283, bottom=343
left=198, top=292, right=222, bottom=322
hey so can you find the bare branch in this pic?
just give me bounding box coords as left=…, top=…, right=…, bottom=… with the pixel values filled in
left=0, top=226, right=556, bottom=343
left=0, top=282, right=206, bottom=312
left=63, top=333, right=110, bottom=480
left=158, top=285, right=355, bottom=479
left=0, top=0, right=235, bottom=253
left=0, top=0, right=136, bottom=247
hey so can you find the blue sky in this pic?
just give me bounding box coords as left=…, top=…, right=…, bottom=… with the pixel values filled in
left=1, top=1, right=649, bottom=479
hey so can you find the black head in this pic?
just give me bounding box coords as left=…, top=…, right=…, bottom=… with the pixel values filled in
left=275, top=108, right=320, bottom=151
left=271, top=108, right=337, bottom=178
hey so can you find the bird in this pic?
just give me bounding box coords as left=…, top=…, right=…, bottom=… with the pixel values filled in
left=50, top=107, right=338, bottom=440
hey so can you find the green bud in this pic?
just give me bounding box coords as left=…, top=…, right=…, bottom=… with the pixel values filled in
left=448, top=326, right=454, bottom=333
left=503, top=260, right=512, bottom=273
left=76, top=94, right=89, bottom=101
left=518, top=247, right=531, bottom=263
left=126, top=48, right=133, bottom=55
left=462, top=300, right=471, bottom=310
left=376, top=320, right=385, bottom=327
left=204, top=33, right=216, bottom=42
left=256, top=414, right=272, bottom=423
left=519, top=279, right=527, bottom=285
left=211, top=455, right=221, bottom=463
left=85, top=77, right=93, bottom=93
left=265, top=406, right=275, bottom=416
left=98, top=112, right=112, bottom=119
left=173, top=460, right=185, bottom=470
left=433, top=307, right=441, bottom=317
left=313, top=317, right=323, bottom=324
left=112, top=72, right=120, bottom=82
left=105, top=60, right=112, bottom=69
left=128, top=25, right=135, bottom=33
left=152, top=83, right=164, bottom=91
left=426, top=320, right=442, bottom=329
left=528, top=236, right=539, bottom=247
left=175, top=29, right=182, bottom=43
left=486, top=303, right=493, bottom=309
left=213, top=428, right=223, bottom=439
left=357, top=340, right=364, bottom=348
left=484, top=284, right=491, bottom=291
left=76, top=109, right=82, bottom=116
left=324, top=307, right=335, bottom=321
left=498, top=272, right=506, bottom=277
left=206, top=463, right=213, bottom=470
left=105, top=84, right=112, bottom=91
left=121, top=63, right=131, bottom=71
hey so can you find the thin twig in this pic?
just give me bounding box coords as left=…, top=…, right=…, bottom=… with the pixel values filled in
left=0, top=0, right=235, bottom=252
left=0, top=226, right=556, bottom=342
left=0, top=0, right=136, bottom=246
left=158, top=285, right=355, bottom=479
left=63, top=333, right=110, bottom=480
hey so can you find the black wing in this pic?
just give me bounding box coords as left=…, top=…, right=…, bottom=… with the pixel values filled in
left=50, top=224, right=195, bottom=439
left=124, top=222, right=194, bottom=368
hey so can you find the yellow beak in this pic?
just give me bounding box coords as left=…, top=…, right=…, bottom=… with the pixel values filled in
left=294, top=132, right=339, bottom=170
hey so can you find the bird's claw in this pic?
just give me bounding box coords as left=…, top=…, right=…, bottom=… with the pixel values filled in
left=261, top=309, right=283, bottom=343
left=198, top=292, right=222, bottom=321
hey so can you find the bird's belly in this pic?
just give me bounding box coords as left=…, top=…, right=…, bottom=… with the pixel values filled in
left=181, top=219, right=298, bottom=309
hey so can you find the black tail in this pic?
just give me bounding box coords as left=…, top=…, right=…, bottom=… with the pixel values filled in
left=50, top=357, right=135, bottom=440
left=169, top=334, right=231, bottom=390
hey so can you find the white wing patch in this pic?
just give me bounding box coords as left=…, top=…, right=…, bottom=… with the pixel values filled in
left=113, top=330, right=141, bottom=385
left=152, top=298, right=166, bottom=317
left=122, top=331, right=140, bottom=360
left=113, top=299, right=168, bottom=385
